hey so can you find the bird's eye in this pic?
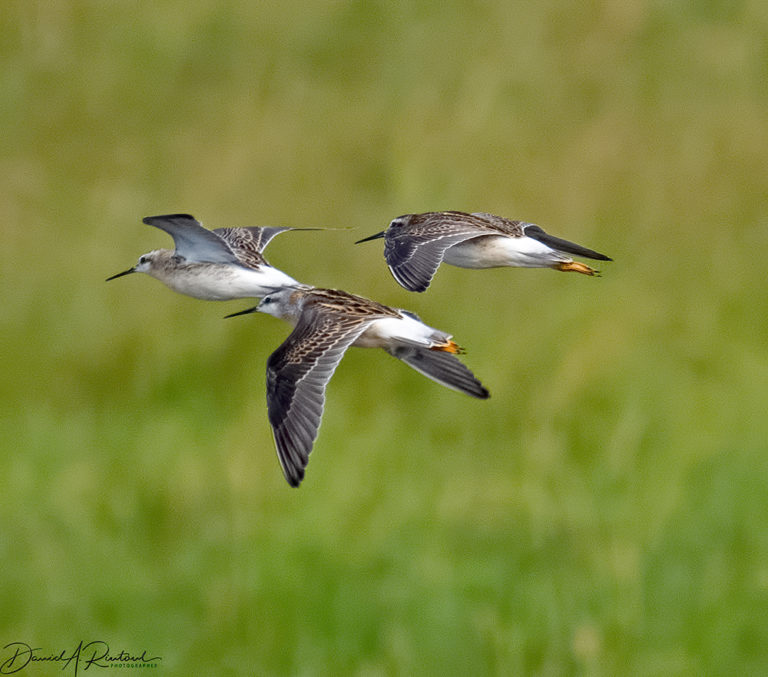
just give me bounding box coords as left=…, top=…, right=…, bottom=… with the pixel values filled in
left=139, top=256, right=148, bottom=264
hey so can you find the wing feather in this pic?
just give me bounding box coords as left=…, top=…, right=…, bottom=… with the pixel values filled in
left=215, top=226, right=321, bottom=269
left=387, top=345, right=490, bottom=399
left=266, top=308, right=375, bottom=487
left=522, top=225, right=612, bottom=261
left=469, top=212, right=526, bottom=236
left=142, top=214, right=240, bottom=264
left=383, top=212, right=497, bottom=292
left=213, top=227, right=292, bottom=269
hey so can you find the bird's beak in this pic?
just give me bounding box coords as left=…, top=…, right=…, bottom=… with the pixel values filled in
left=224, top=306, right=258, bottom=319
left=354, top=231, right=385, bottom=244
left=105, top=267, right=136, bottom=281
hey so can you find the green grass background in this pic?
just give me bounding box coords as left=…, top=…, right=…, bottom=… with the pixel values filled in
left=2, top=1, right=768, bottom=674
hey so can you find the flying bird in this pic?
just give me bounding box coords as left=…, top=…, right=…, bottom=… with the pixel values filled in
left=227, top=285, right=489, bottom=487
left=356, top=211, right=612, bottom=292
left=107, top=213, right=310, bottom=300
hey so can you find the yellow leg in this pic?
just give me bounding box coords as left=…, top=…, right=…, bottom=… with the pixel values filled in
left=555, top=260, right=600, bottom=276
left=431, top=339, right=464, bottom=354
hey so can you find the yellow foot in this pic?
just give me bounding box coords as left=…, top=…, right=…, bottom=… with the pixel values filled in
left=431, top=339, right=464, bottom=354
left=556, top=260, right=600, bottom=276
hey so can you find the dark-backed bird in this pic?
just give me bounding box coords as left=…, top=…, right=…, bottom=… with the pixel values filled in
left=356, top=210, right=612, bottom=292
left=227, top=285, right=489, bottom=486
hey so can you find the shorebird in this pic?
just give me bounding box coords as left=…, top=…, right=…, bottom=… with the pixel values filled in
left=227, top=286, right=489, bottom=487
left=356, top=211, right=612, bottom=292
left=107, top=213, right=308, bottom=300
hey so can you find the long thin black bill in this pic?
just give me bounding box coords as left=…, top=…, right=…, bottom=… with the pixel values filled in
left=105, top=268, right=136, bottom=281
left=224, top=306, right=258, bottom=319
left=354, top=231, right=385, bottom=244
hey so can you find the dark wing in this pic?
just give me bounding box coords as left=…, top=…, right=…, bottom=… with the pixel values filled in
left=522, top=225, right=612, bottom=261
left=386, top=345, right=490, bottom=399
left=142, top=214, right=239, bottom=264
left=266, top=307, right=375, bottom=487
left=383, top=212, right=493, bottom=292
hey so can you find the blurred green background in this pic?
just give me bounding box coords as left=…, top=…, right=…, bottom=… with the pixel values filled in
left=2, top=1, right=768, bottom=674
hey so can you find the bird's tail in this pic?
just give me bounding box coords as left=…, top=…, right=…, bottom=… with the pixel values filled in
left=387, top=345, right=490, bottom=399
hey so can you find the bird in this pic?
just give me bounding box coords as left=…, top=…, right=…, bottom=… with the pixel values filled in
left=355, top=210, right=612, bottom=292
left=226, top=285, right=490, bottom=487
left=106, top=213, right=310, bottom=300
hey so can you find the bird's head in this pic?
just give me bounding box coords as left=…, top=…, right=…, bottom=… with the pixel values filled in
left=106, top=249, right=171, bottom=281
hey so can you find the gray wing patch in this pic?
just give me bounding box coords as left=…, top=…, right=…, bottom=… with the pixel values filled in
left=142, top=214, right=240, bottom=265
left=266, top=309, right=374, bottom=487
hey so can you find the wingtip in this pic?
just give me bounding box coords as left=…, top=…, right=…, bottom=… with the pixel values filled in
left=283, top=459, right=306, bottom=487
left=142, top=213, right=197, bottom=225
left=410, top=284, right=430, bottom=293
left=390, top=268, right=431, bottom=293
left=301, top=225, right=357, bottom=232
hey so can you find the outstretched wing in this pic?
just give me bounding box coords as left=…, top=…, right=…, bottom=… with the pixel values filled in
left=266, top=307, right=375, bottom=487
left=382, top=212, right=494, bottom=292
left=142, top=214, right=239, bottom=264
left=386, top=344, right=490, bottom=399
left=214, top=227, right=308, bottom=269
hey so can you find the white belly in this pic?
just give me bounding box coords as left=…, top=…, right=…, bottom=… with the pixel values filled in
left=160, top=264, right=299, bottom=300
left=354, top=315, right=440, bottom=350
left=444, top=235, right=564, bottom=269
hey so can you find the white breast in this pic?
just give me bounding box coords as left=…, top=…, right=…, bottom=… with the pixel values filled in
left=156, top=264, right=299, bottom=300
